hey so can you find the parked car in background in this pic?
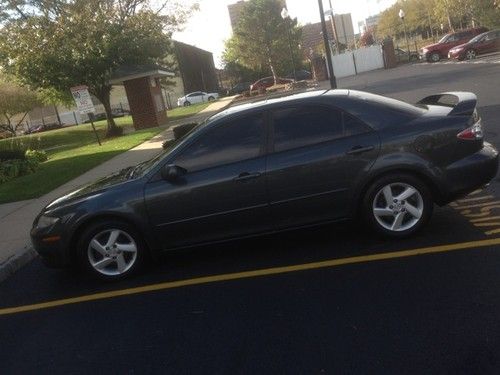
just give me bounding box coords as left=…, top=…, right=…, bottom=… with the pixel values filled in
left=227, top=82, right=252, bottom=96
left=31, top=89, right=498, bottom=280
left=394, top=48, right=419, bottom=63
left=250, top=76, right=294, bottom=92
left=420, top=27, right=489, bottom=62
left=448, top=30, right=500, bottom=60
left=285, top=69, right=312, bottom=81
left=177, top=91, right=219, bottom=107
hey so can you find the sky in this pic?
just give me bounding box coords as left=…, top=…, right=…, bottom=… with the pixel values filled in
left=173, top=0, right=397, bottom=68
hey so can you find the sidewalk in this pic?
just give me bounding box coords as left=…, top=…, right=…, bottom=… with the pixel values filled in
left=0, top=96, right=234, bottom=282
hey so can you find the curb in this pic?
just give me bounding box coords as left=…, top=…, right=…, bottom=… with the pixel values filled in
left=0, top=247, right=37, bottom=283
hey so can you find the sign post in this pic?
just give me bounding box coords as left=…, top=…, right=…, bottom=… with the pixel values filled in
left=70, top=85, right=101, bottom=146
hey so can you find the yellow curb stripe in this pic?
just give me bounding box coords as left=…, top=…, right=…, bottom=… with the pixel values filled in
left=2, top=237, right=500, bottom=316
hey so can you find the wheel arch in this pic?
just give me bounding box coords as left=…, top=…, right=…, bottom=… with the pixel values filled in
left=67, top=213, right=155, bottom=265
left=352, top=167, right=444, bottom=218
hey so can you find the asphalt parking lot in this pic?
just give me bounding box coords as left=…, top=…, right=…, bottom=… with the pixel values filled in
left=1, top=60, right=500, bottom=374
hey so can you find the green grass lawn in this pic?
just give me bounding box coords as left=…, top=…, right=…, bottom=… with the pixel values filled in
left=0, top=127, right=161, bottom=203
left=0, top=102, right=211, bottom=203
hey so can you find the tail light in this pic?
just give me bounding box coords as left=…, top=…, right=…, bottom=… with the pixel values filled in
left=457, top=121, right=483, bottom=140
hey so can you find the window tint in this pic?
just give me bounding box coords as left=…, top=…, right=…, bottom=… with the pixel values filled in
left=174, top=114, right=263, bottom=171
left=343, top=113, right=372, bottom=137
left=272, top=106, right=343, bottom=152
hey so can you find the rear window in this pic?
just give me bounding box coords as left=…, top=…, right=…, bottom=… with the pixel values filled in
left=342, top=90, right=426, bottom=129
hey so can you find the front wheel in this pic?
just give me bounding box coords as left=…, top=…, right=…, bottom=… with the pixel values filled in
left=465, top=49, right=477, bottom=60
left=363, top=174, right=433, bottom=237
left=77, top=220, right=146, bottom=280
left=429, top=52, right=441, bottom=63
left=183, top=101, right=191, bottom=107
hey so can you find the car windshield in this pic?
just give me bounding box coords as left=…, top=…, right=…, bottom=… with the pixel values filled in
left=438, top=34, right=450, bottom=43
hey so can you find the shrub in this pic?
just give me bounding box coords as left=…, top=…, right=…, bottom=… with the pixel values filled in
left=0, top=159, right=37, bottom=183
left=25, top=149, right=48, bottom=163
left=0, top=149, right=26, bottom=161
left=0, top=149, right=47, bottom=184
left=173, top=122, right=198, bottom=140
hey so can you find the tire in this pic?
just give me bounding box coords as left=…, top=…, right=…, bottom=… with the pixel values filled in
left=76, top=219, right=146, bottom=281
left=183, top=101, right=191, bottom=107
left=208, top=96, right=215, bottom=101
left=465, top=49, right=477, bottom=60
left=362, top=174, right=433, bottom=238
left=429, top=52, right=441, bottom=63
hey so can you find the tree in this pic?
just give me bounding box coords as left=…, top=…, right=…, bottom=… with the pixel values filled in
left=0, top=78, right=41, bottom=136
left=359, top=31, right=375, bottom=47
left=223, top=0, right=302, bottom=84
left=0, top=0, right=195, bottom=137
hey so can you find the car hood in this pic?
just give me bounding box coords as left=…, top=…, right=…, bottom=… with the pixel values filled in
left=421, top=42, right=443, bottom=50
left=450, top=42, right=469, bottom=51
left=45, top=167, right=134, bottom=211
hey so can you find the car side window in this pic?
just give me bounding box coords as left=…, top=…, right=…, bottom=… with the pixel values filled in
left=272, top=106, right=343, bottom=152
left=174, top=114, right=264, bottom=172
left=343, top=112, right=372, bottom=137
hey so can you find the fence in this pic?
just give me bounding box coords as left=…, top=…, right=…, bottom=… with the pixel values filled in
left=330, top=45, right=385, bottom=79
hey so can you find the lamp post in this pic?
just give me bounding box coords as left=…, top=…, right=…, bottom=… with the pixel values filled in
left=399, top=9, right=411, bottom=62
left=318, top=0, right=337, bottom=89
left=281, top=7, right=297, bottom=81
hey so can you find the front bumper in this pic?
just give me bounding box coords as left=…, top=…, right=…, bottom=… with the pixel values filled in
left=448, top=50, right=464, bottom=60
left=443, top=142, right=499, bottom=203
left=30, top=220, right=71, bottom=268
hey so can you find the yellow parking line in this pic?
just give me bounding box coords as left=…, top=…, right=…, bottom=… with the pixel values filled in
left=2, top=237, right=500, bottom=316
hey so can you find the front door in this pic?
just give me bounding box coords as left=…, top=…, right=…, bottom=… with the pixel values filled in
left=144, top=113, right=270, bottom=249
left=266, top=105, right=380, bottom=229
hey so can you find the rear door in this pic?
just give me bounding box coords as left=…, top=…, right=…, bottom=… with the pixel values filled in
left=266, top=104, right=380, bottom=229
left=479, top=32, right=499, bottom=54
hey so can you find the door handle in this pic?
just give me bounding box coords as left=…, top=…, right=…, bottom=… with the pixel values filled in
left=346, top=145, right=375, bottom=155
left=233, top=172, right=262, bottom=182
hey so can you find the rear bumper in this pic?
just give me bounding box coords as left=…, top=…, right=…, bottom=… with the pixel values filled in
left=442, top=142, right=499, bottom=203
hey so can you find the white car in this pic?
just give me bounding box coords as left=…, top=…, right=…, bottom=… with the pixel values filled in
left=177, top=91, right=219, bottom=107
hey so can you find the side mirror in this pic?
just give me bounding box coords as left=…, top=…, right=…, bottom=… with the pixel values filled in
left=161, top=164, right=187, bottom=182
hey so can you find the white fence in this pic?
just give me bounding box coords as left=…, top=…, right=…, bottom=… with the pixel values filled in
left=330, top=45, right=385, bottom=79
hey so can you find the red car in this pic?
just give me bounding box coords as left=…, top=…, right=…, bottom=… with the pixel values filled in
left=420, top=27, right=489, bottom=62
left=250, top=76, right=294, bottom=92
left=448, top=30, right=500, bottom=60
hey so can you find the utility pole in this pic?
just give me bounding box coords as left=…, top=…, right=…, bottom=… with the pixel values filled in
left=318, top=0, right=337, bottom=89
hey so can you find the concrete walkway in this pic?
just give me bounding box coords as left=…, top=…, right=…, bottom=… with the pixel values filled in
left=0, top=96, right=234, bottom=282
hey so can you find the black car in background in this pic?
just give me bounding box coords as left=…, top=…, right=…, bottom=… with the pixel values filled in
left=31, top=90, right=498, bottom=280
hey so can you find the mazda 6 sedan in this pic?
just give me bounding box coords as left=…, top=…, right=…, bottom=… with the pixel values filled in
left=31, top=90, right=499, bottom=280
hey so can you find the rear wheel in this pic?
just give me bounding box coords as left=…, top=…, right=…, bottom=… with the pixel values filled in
left=363, top=174, right=433, bottom=237
left=429, top=52, right=441, bottom=62
left=77, top=220, right=146, bottom=280
left=208, top=96, right=215, bottom=101
left=465, top=49, right=477, bottom=60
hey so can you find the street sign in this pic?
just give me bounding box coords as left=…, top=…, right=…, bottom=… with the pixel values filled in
left=70, top=85, right=96, bottom=115
left=70, top=85, right=101, bottom=146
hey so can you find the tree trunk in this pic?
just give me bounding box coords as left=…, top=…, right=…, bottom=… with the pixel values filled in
left=269, top=59, right=278, bottom=85
left=94, top=87, right=120, bottom=138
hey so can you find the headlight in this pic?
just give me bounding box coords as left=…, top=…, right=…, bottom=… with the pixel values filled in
left=37, top=215, right=60, bottom=229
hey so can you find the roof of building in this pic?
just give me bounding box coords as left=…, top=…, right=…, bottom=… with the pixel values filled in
left=109, top=64, right=174, bottom=84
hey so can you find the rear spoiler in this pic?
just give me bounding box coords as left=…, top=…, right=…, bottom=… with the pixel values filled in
left=417, top=92, right=477, bottom=116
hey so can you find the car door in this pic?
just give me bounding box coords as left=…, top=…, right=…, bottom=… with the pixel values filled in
left=480, top=32, right=498, bottom=54
left=144, top=113, right=270, bottom=248
left=266, top=104, right=380, bottom=229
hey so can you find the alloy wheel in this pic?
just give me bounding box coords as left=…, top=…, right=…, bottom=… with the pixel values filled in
left=466, top=50, right=476, bottom=60
left=372, top=182, right=424, bottom=232
left=87, top=229, right=138, bottom=276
